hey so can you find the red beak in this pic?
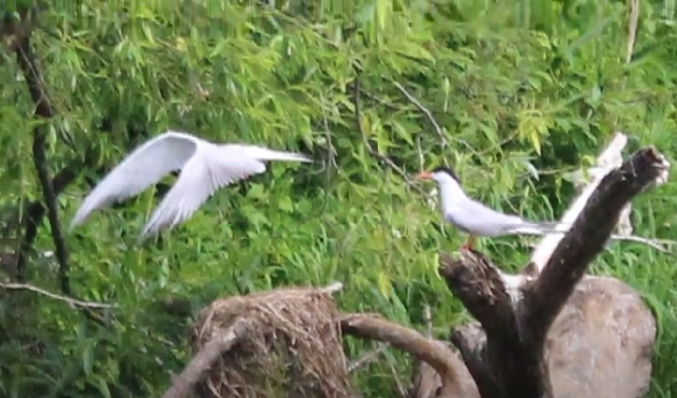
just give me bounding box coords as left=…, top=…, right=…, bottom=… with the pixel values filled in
left=415, top=171, right=432, bottom=180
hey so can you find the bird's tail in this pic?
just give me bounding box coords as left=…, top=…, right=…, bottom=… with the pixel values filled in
left=239, top=146, right=313, bottom=163
left=510, top=221, right=571, bottom=236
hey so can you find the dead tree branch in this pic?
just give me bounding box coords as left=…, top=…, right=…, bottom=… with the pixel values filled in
left=341, top=313, right=464, bottom=397
left=532, top=133, right=630, bottom=269
left=439, top=146, right=670, bottom=398
left=531, top=132, right=674, bottom=264
left=441, top=252, right=536, bottom=398
left=160, top=319, right=251, bottom=398
left=526, top=146, right=668, bottom=335
left=408, top=305, right=460, bottom=398
left=440, top=251, right=524, bottom=342
left=0, top=281, right=116, bottom=309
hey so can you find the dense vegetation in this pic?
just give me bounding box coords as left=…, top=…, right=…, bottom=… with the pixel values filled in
left=1, top=0, right=676, bottom=396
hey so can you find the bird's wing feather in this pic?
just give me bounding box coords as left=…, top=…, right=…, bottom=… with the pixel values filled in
left=138, top=146, right=267, bottom=240
left=228, top=144, right=313, bottom=163
left=70, top=131, right=201, bottom=228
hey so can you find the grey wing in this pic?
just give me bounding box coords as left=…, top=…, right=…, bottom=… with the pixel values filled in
left=70, top=131, right=199, bottom=228
left=446, top=198, right=529, bottom=237
left=138, top=147, right=267, bottom=240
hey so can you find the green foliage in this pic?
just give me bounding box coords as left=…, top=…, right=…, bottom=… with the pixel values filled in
left=1, top=0, right=677, bottom=397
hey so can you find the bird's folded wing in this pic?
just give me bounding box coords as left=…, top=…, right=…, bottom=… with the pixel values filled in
left=70, top=132, right=200, bottom=228
left=446, top=198, right=531, bottom=236
left=138, top=148, right=267, bottom=240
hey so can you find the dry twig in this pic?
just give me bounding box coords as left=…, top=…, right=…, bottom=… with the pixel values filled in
left=0, top=281, right=116, bottom=309
left=423, top=304, right=432, bottom=338
left=407, top=304, right=448, bottom=398
left=626, top=0, right=640, bottom=64
left=347, top=344, right=387, bottom=373
left=387, top=357, right=408, bottom=398
left=608, top=234, right=676, bottom=255
left=321, top=281, right=344, bottom=294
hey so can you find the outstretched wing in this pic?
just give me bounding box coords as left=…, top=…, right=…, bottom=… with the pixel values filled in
left=138, top=146, right=267, bottom=240
left=70, top=131, right=200, bottom=228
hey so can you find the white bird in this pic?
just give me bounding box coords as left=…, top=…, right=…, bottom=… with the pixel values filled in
left=70, top=130, right=312, bottom=240
left=415, top=166, right=563, bottom=250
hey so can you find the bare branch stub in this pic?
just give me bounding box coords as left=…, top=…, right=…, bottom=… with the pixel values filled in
left=437, top=146, right=669, bottom=398
left=524, top=146, right=669, bottom=338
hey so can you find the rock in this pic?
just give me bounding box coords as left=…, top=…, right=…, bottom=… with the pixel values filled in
left=409, top=276, right=656, bottom=398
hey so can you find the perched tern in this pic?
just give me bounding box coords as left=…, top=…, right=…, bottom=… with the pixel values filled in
left=415, top=166, right=562, bottom=250
left=70, top=130, right=312, bottom=240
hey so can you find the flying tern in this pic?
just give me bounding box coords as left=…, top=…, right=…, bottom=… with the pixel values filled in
left=415, top=166, right=563, bottom=250
left=70, top=130, right=312, bottom=240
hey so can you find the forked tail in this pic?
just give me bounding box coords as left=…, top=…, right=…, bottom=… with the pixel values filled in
left=240, top=146, right=313, bottom=163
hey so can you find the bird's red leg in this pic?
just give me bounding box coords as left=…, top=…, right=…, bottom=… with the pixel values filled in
left=461, top=235, right=475, bottom=250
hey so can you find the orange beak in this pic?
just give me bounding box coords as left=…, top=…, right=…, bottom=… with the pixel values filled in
left=415, top=171, right=432, bottom=180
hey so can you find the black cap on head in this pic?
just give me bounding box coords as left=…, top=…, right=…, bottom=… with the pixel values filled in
left=430, top=165, right=461, bottom=183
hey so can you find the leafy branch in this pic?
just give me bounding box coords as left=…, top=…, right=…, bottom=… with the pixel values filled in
left=13, top=15, right=72, bottom=294
left=3, top=8, right=118, bottom=329
left=350, top=75, right=426, bottom=195
left=393, top=81, right=448, bottom=149
left=2, top=7, right=147, bottom=288
left=392, top=80, right=478, bottom=155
